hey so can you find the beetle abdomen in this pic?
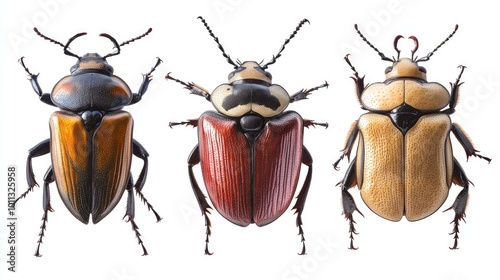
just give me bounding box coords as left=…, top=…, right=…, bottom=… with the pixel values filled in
left=52, top=74, right=133, bottom=111
left=357, top=113, right=453, bottom=221
left=253, top=111, right=303, bottom=226
left=198, top=112, right=252, bottom=226
left=198, top=111, right=303, bottom=227
left=49, top=111, right=133, bottom=224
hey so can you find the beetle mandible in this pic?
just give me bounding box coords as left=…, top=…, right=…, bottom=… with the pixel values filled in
left=15, top=28, right=163, bottom=256
left=334, top=24, right=491, bottom=250
left=166, top=17, right=328, bottom=255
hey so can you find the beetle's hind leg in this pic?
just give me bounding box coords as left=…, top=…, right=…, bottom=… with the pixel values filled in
left=132, top=140, right=162, bottom=222
left=291, top=146, right=314, bottom=255
left=443, top=158, right=473, bottom=250
left=336, top=158, right=364, bottom=250
left=33, top=166, right=55, bottom=257
left=123, top=175, right=149, bottom=256
left=188, top=145, right=214, bottom=255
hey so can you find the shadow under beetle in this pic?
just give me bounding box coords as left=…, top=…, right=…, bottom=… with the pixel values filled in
left=16, top=28, right=162, bottom=256
left=334, top=24, right=491, bottom=250
left=167, top=17, right=328, bottom=255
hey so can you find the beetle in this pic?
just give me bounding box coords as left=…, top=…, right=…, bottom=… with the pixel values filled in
left=15, top=28, right=162, bottom=256
left=166, top=17, right=328, bottom=255
left=333, top=24, right=491, bottom=250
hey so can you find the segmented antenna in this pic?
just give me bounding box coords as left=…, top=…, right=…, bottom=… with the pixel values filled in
left=415, top=25, right=459, bottom=62
left=262, top=19, right=310, bottom=69
left=354, top=24, right=394, bottom=62
left=34, top=27, right=85, bottom=59
left=102, top=28, right=153, bottom=58
left=197, top=16, right=238, bottom=68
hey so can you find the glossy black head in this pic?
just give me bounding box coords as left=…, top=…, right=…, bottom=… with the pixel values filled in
left=33, top=27, right=152, bottom=75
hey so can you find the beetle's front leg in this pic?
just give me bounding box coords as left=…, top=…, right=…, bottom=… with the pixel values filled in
left=336, top=159, right=364, bottom=250
left=187, top=145, right=214, bottom=255
left=344, top=54, right=366, bottom=102
left=290, top=81, right=329, bottom=102
left=131, top=57, right=163, bottom=104
left=443, top=158, right=472, bottom=250
left=18, top=57, right=54, bottom=106
left=166, top=72, right=211, bottom=100
left=448, top=65, right=466, bottom=110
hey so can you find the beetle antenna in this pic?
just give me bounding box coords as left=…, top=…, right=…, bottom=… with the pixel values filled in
left=101, top=28, right=152, bottom=58
left=409, top=36, right=419, bottom=61
left=393, top=35, right=403, bottom=60
left=262, top=19, right=310, bottom=69
left=34, top=27, right=83, bottom=59
left=354, top=24, right=394, bottom=62
left=198, top=16, right=238, bottom=68
left=416, top=25, right=458, bottom=62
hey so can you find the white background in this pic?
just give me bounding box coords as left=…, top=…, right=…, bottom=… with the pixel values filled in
left=1, top=0, right=499, bottom=279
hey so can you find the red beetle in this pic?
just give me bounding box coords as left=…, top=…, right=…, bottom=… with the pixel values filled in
left=167, top=17, right=328, bottom=254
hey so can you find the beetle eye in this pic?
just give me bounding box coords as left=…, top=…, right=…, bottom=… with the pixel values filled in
left=385, top=66, right=393, bottom=74
left=418, top=66, right=427, bottom=73
left=265, top=72, right=272, bottom=80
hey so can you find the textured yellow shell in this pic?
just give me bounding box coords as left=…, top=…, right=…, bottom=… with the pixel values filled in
left=356, top=113, right=453, bottom=221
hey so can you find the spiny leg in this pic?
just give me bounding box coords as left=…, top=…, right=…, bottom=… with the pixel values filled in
left=18, top=57, right=54, bottom=106
left=16, top=139, right=50, bottom=203
left=123, top=175, right=149, bottom=256
left=165, top=72, right=211, bottom=100
left=443, top=158, right=473, bottom=250
left=290, top=81, right=329, bottom=102
left=291, top=146, right=313, bottom=255
left=34, top=167, right=55, bottom=257
left=188, top=145, right=213, bottom=255
left=337, top=159, right=364, bottom=250
left=130, top=57, right=163, bottom=104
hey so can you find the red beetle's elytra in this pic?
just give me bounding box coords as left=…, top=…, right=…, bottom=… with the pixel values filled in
left=167, top=16, right=328, bottom=255
left=16, top=27, right=162, bottom=257
left=334, top=24, right=491, bottom=250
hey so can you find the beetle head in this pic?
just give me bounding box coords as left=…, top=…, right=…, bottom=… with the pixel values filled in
left=33, top=27, right=152, bottom=75
left=197, top=17, right=309, bottom=81
left=228, top=61, right=273, bottom=84
left=354, top=24, right=458, bottom=81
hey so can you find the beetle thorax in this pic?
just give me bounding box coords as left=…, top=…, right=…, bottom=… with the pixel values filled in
left=385, top=58, right=426, bottom=81
left=71, top=53, right=114, bottom=75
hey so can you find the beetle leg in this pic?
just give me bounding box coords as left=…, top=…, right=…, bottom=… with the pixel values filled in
left=344, top=54, right=366, bottom=103
left=448, top=65, right=466, bottom=110
left=188, top=145, right=214, bottom=255
left=165, top=72, right=211, bottom=101
left=290, top=81, right=329, bottom=102
left=15, top=139, right=50, bottom=203
left=303, top=119, right=328, bottom=129
left=291, top=146, right=313, bottom=255
left=333, top=120, right=359, bottom=170
left=451, top=123, right=491, bottom=163
left=123, top=175, right=149, bottom=256
left=33, top=167, right=55, bottom=257
left=132, top=140, right=162, bottom=222
left=130, top=57, right=163, bottom=105
left=337, top=159, right=364, bottom=250
left=443, top=158, right=473, bottom=250
left=18, top=57, right=54, bottom=106
left=169, top=119, right=199, bottom=128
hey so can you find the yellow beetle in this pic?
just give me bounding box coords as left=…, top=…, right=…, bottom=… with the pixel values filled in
left=334, top=24, right=491, bottom=250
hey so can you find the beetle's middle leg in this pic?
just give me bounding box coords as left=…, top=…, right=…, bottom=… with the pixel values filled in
left=443, top=158, right=473, bottom=250
left=188, top=145, right=214, bottom=255
left=16, top=139, right=50, bottom=202
left=337, top=159, right=364, bottom=250
left=131, top=140, right=162, bottom=222
left=291, top=146, right=314, bottom=255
